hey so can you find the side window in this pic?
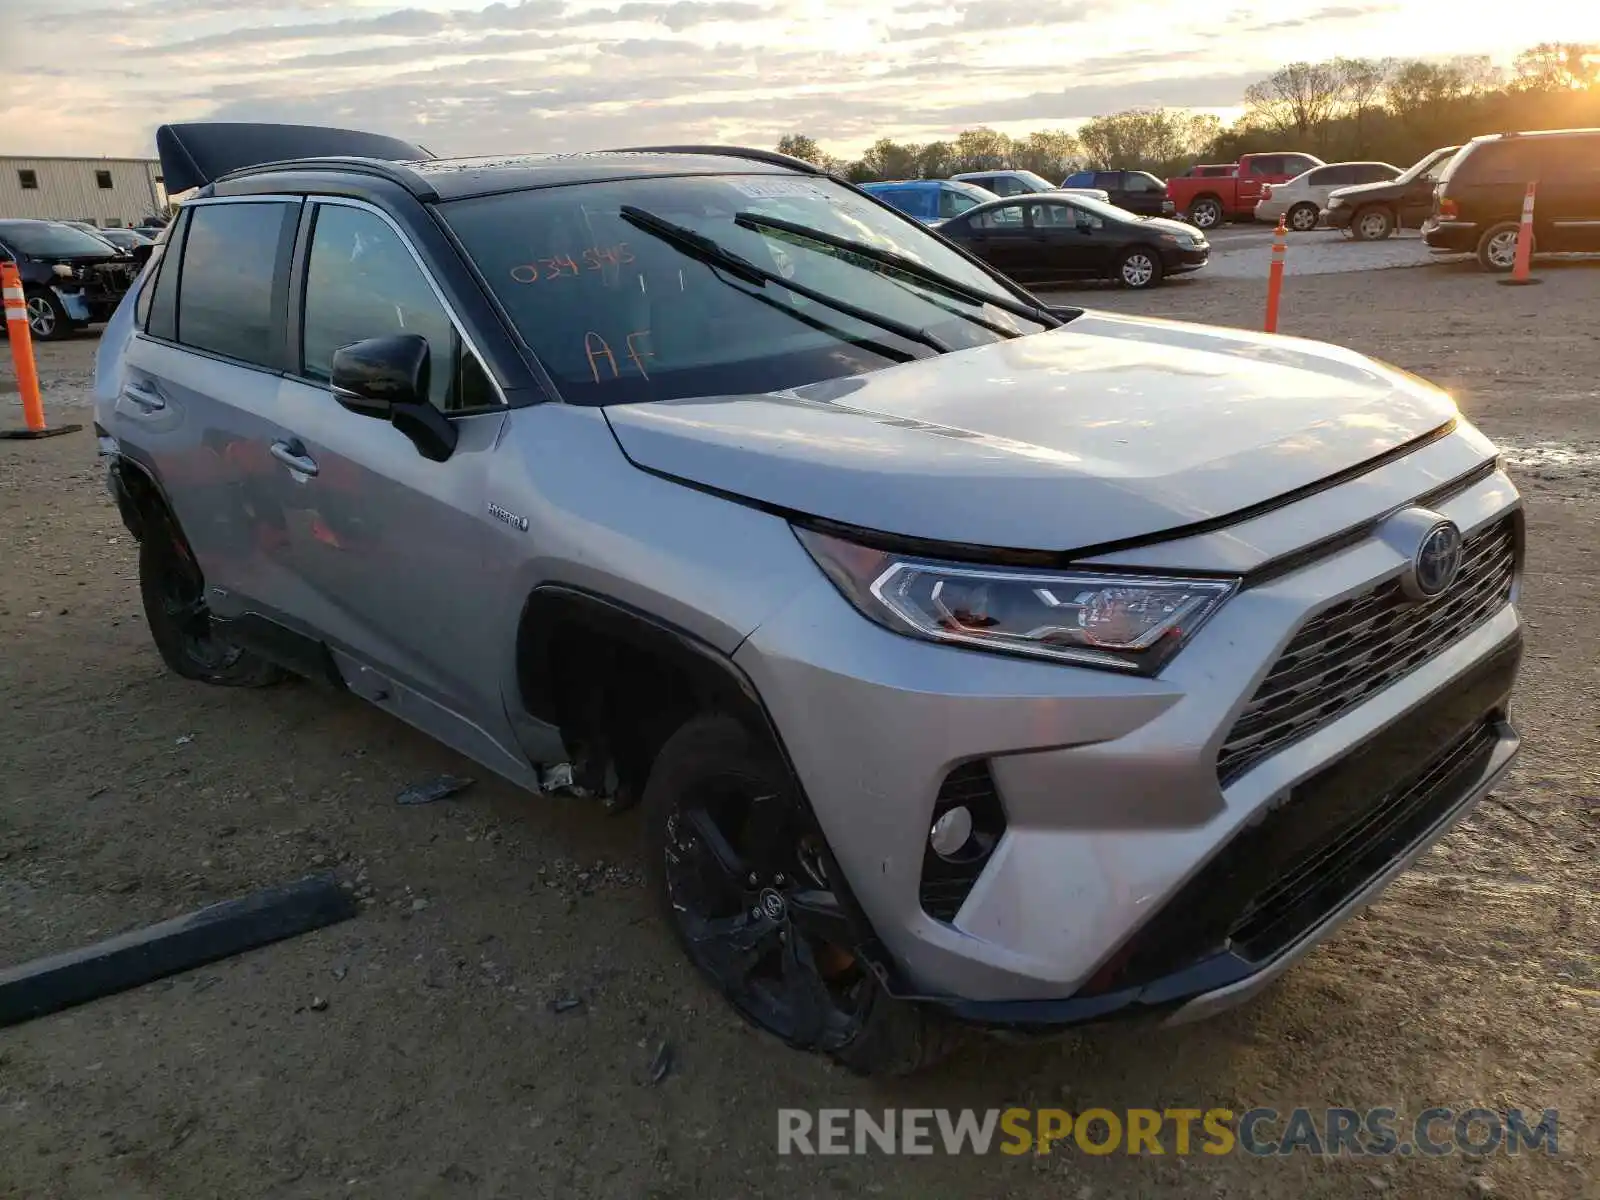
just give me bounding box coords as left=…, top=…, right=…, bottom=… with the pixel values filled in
left=177, top=201, right=293, bottom=366
left=1355, top=164, right=1397, bottom=183
left=144, top=207, right=189, bottom=341
left=939, top=188, right=982, bottom=219
left=1062, top=171, right=1094, bottom=188
left=1284, top=156, right=1319, bottom=176
left=1124, top=174, right=1156, bottom=193
left=996, top=177, right=1030, bottom=196
left=1026, top=202, right=1074, bottom=228
left=301, top=204, right=492, bottom=413
left=1311, top=166, right=1350, bottom=187
left=972, top=203, right=1027, bottom=230
left=1249, top=156, right=1284, bottom=177
left=1093, top=172, right=1120, bottom=190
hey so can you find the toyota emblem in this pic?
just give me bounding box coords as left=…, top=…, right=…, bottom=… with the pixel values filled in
left=1407, top=520, right=1463, bottom=601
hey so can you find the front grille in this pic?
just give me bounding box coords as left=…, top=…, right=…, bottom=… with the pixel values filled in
left=1217, top=516, right=1516, bottom=783
left=1080, top=638, right=1520, bottom=996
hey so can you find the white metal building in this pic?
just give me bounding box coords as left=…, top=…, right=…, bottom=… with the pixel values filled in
left=0, top=156, right=168, bottom=227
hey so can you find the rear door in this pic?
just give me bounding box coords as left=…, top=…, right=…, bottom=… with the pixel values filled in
left=1119, top=172, right=1167, bottom=215
left=114, top=197, right=305, bottom=624
left=269, top=198, right=513, bottom=749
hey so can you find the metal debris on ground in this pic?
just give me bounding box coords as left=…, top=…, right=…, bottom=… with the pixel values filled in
left=310, top=995, right=328, bottom=1012
left=646, top=1040, right=674, bottom=1085
left=549, top=996, right=584, bottom=1014
left=395, top=774, right=475, bottom=806
left=538, top=762, right=575, bottom=793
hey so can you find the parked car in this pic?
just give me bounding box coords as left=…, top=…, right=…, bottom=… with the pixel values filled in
left=1255, top=162, right=1402, bottom=231
left=98, top=120, right=1525, bottom=1076
left=0, top=218, right=140, bottom=339
left=1423, top=128, right=1600, bottom=270
left=1167, top=152, right=1325, bottom=230
left=91, top=226, right=158, bottom=265
left=1061, top=170, right=1176, bottom=217
left=951, top=170, right=1109, bottom=203
left=936, top=193, right=1207, bottom=288
left=858, top=178, right=995, bottom=223
left=1324, top=146, right=1461, bottom=240
left=1181, top=164, right=1237, bottom=178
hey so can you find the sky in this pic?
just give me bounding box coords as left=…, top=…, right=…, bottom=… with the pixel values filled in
left=3, top=0, right=1599, bottom=161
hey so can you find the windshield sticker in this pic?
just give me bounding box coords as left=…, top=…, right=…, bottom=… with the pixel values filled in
left=728, top=179, right=835, bottom=201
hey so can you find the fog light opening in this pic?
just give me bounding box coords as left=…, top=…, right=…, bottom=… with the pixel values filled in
left=929, top=806, right=974, bottom=861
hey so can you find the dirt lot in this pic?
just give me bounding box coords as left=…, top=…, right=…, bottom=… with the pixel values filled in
left=2, top=260, right=1597, bottom=1200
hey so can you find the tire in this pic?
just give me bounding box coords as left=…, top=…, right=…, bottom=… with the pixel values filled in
left=138, top=517, right=285, bottom=687
left=1476, top=221, right=1526, bottom=272
left=1351, top=205, right=1395, bottom=241
left=1115, top=247, right=1163, bottom=289
left=642, top=714, right=958, bottom=1076
left=1287, top=202, right=1320, bottom=233
left=23, top=287, right=72, bottom=342
left=1187, top=196, right=1222, bottom=230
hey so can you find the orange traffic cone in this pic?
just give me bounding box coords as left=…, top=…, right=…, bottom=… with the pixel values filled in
left=1263, top=215, right=1287, bottom=332
left=1498, top=182, right=1539, bottom=287
left=2, top=262, right=82, bottom=440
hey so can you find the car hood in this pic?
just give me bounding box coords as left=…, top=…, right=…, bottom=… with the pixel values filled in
left=1329, top=179, right=1402, bottom=202
left=1138, top=215, right=1201, bottom=237
left=602, top=311, right=1457, bottom=553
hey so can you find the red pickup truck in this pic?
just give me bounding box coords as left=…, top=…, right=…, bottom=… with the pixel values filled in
left=1167, top=152, right=1324, bottom=230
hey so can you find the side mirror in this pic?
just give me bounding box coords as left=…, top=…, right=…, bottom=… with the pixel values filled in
left=330, top=333, right=457, bottom=462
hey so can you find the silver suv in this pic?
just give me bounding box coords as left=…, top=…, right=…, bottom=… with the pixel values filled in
left=95, top=123, right=1524, bottom=1075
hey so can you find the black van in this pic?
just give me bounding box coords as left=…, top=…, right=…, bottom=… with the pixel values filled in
left=1423, top=128, right=1600, bottom=270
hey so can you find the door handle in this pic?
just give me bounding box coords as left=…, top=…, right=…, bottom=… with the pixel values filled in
left=122, top=381, right=165, bottom=412
left=270, top=439, right=319, bottom=477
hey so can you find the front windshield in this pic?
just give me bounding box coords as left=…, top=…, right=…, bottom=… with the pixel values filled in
left=1011, top=171, right=1057, bottom=192
left=1400, top=148, right=1458, bottom=185
left=445, top=173, right=1050, bottom=405
left=1054, top=194, right=1141, bottom=223
left=0, top=222, right=119, bottom=258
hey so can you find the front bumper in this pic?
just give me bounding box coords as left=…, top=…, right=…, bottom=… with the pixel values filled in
left=734, top=442, right=1523, bottom=1015
left=1164, top=246, right=1209, bottom=271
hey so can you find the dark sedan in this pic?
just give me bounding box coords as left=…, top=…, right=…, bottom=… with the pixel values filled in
left=935, top=193, right=1208, bottom=289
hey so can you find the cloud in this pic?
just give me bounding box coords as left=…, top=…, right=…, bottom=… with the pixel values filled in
left=1242, top=3, right=1397, bottom=32
left=577, top=1, right=773, bottom=30
left=891, top=0, right=1093, bottom=39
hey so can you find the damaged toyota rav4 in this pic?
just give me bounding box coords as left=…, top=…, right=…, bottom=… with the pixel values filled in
left=96, top=123, right=1524, bottom=1075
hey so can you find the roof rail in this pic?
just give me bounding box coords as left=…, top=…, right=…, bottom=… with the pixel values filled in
left=606, top=144, right=825, bottom=175
left=215, top=156, right=437, bottom=199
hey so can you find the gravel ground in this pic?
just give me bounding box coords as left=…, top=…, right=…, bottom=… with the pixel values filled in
left=2, top=259, right=1598, bottom=1200
left=1199, top=227, right=1437, bottom=278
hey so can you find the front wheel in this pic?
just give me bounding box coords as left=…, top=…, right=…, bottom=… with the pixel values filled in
left=1351, top=206, right=1395, bottom=241
left=1187, top=197, right=1222, bottom=230
left=1287, top=202, right=1320, bottom=232
left=643, top=714, right=958, bottom=1076
left=23, top=287, right=71, bottom=341
left=1476, top=221, right=1526, bottom=272
left=1116, top=248, right=1163, bottom=289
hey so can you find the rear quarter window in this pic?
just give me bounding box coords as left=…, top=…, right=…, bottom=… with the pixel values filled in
left=142, top=207, right=189, bottom=340
left=1453, top=139, right=1550, bottom=184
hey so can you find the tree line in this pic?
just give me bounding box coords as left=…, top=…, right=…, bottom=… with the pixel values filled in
left=776, top=42, right=1600, bottom=183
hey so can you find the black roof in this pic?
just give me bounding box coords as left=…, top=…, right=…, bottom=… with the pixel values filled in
left=402, top=150, right=809, bottom=200
left=158, top=121, right=822, bottom=204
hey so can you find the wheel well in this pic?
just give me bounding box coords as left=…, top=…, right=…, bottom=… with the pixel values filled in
left=515, top=587, right=771, bottom=804
left=1189, top=192, right=1222, bottom=208
left=109, top=457, right=172, bottom=545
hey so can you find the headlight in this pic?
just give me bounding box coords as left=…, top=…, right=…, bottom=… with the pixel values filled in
left=1327, top=195, right=1346, bottom=209
left=1160, top=232, right=1195, bottom=247
left=795, top=528, right=1237, bottom=674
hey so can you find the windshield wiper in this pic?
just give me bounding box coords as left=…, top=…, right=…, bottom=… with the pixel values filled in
left=732, top=211, right=1063, bottom=331
left=618, top=205, right=950, bottom=354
